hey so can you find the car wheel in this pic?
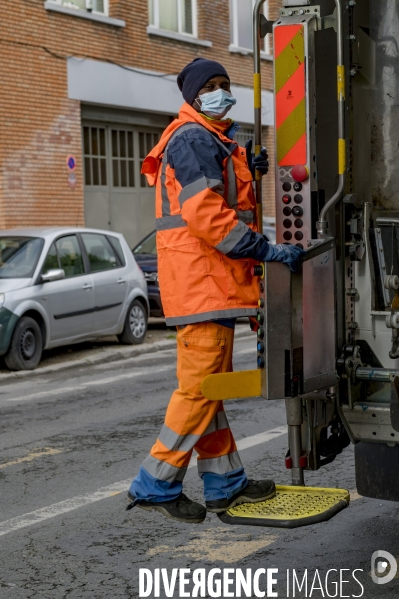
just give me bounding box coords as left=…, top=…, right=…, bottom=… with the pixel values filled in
left=4, top=316, right=43, bottom=371
left=118, top=299, right=147, bottom=345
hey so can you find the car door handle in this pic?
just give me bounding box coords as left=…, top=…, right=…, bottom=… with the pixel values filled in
left=117, top=278, right=126, bottom=284
left=82, top=283, right=93, bottom=290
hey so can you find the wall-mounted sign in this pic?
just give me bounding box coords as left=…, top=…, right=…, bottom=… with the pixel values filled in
left=68, top=172, right=77, bottom=188
left=66, top=155, right=76, bottom=171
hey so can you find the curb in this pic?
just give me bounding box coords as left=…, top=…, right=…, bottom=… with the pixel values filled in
left=0, top=327, right=253, bottom=381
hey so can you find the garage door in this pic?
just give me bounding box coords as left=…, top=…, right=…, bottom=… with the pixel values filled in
left=83, top=123, right=163, bottom=248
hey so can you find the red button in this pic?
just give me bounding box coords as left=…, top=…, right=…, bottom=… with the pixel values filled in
left=291, top=165, right=309, bottom=182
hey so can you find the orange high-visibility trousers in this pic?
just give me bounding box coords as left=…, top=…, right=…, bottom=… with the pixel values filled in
left=131, top=322, right=248, bottom=502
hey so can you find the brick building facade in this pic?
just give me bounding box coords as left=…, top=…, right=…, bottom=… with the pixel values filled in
left=0, top=0, right=281, bottom=246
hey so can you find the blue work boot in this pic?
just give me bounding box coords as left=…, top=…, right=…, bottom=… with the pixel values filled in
left=126, top=492, right=207, bottom=524
left=205, top=479, right=276, bottom=513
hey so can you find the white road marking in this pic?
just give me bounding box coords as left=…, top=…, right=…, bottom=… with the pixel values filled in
left=6, top=366, right=171, bottom=403
left=0, top=425, right=287, bottom=537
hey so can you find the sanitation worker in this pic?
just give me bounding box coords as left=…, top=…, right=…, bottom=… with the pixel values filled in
left=126, top=58, right=305, bottom=523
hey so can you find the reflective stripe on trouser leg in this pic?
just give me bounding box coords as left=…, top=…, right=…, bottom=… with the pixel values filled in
left=195, top=405, right=248, bottom=502
left=130, top=322, right=245, bottom=502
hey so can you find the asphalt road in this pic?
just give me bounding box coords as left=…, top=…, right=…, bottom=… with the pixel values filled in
left=1, top=332, right=399, bottom=599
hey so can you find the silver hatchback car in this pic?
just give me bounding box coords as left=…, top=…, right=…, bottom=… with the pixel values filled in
left=0, top=227, right=149, bottom=371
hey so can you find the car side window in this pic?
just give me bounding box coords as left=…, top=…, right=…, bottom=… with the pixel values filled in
left=55, top=235, right=84, bottom=278
left=42, top=243, right=60, bottom=275
left=107, top=236, right=126, bottom=266
left=81, top=233, right=119, bottom=272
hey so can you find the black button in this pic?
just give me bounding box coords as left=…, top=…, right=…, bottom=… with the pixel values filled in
left=259, top=282, right=264, bottom=293
left=296, top=243, right=304, bottom=249
left=283, top=231, right=293, bottom=241
left=283, top=206, right=292, bottom=216
left=294, top=194, right=303, bottom=204
left=292, top=206, right=303, bottom=217
left=294, top=218, right=303, bottom=228
left=294, top=231, right=303, bottom=240
left=282, top=182, right=291, bottom=192
left=293, top=182, right=302, bottom=192
left=283, top=219, right=292, bottom=229
left=282, top=194, right=291, bottom=204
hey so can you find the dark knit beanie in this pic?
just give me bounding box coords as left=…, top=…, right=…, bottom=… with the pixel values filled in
left=177, top=58, right=230, bottom=106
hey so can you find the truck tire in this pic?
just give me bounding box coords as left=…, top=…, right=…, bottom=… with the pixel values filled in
left=118, top=299, right=147, bottom=345
left=4, top=316, right=43, bottom=371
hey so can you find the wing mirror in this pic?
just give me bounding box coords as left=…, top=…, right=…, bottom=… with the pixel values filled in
left=41, top=269, right=65, bottom=283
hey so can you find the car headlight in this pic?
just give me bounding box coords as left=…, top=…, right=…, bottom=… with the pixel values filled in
left=0, top=293, right=4, bottom=308
left=144, top=272, right=158, bottom=284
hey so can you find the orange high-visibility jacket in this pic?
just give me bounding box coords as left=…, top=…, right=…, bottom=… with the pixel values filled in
left=141, top=103, right=270, bottom=325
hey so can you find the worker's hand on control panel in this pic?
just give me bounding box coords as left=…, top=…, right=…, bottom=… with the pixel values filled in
left=245, top=140, right=269, bottom=179
left=264, top=244, right=306, bottom=273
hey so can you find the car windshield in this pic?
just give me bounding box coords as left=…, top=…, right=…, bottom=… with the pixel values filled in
left=133, top=231, right=157, bottom=255
left=0, top=236, right=44, bottom=279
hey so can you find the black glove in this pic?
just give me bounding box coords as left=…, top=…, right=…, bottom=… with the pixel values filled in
left=245, top=139, right=269, bottom=179
left=264, top=244, right=306, bottom=273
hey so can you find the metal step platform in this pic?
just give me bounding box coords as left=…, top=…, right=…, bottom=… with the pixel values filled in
left=218, top=485, right=350, bottom=528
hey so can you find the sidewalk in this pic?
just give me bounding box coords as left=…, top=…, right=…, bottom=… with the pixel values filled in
left=0, top=320, right=253, bottom=381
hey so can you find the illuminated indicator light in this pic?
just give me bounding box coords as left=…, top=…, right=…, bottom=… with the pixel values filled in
left=291, top=165, right=309, bottom=182
left=257, top=342, right=265, bottom=353
left=257, top=312, right=264, bottom=324
left=258, top=298, right=264, bottom=308
left=282, top=194, right=292, bottom=204
left=257, top=327, right=265, bottom=339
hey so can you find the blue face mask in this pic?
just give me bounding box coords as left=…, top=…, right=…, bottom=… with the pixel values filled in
left=197, top=88, right=237, bottom=118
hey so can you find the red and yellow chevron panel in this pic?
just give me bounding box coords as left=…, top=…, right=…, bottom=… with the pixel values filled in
left=274, top=25, right=306, bottom=166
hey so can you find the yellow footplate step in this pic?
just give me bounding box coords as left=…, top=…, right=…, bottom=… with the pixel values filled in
left=218, top=486, right=350, bottom=529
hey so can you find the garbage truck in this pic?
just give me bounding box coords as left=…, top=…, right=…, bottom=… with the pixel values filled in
left=201, top=0, right=399, bottom=527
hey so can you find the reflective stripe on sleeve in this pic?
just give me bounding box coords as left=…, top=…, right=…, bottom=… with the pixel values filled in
left=215, top=220, right=249, bottom=255
left=141, top=455, right=187, bottom=482
left=178, top=177, right=225, bottom=206
left=237, top=210, right=256, bottom=225
left=155, top=215, right=187, bottom=231
left=197, top=450, right=243, bottom=475
left=158, top=424, right=201, bottom=453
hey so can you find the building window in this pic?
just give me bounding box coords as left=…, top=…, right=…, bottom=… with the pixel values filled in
left=83, top=124, right=162, bottom=189
left=48, top=0, right=108, bottom=16
left=148, top=0, right=197, bottom=37
left=83, top=126, right=107, bottom=186
left=235, top=126, right=255, bottom=149
left=229, top=0, right=267, bottom=53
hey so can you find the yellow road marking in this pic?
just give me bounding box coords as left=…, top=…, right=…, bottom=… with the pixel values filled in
left=148, top=528, right=278, bottom=564
left=0, top=447, right=63, bottom=469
